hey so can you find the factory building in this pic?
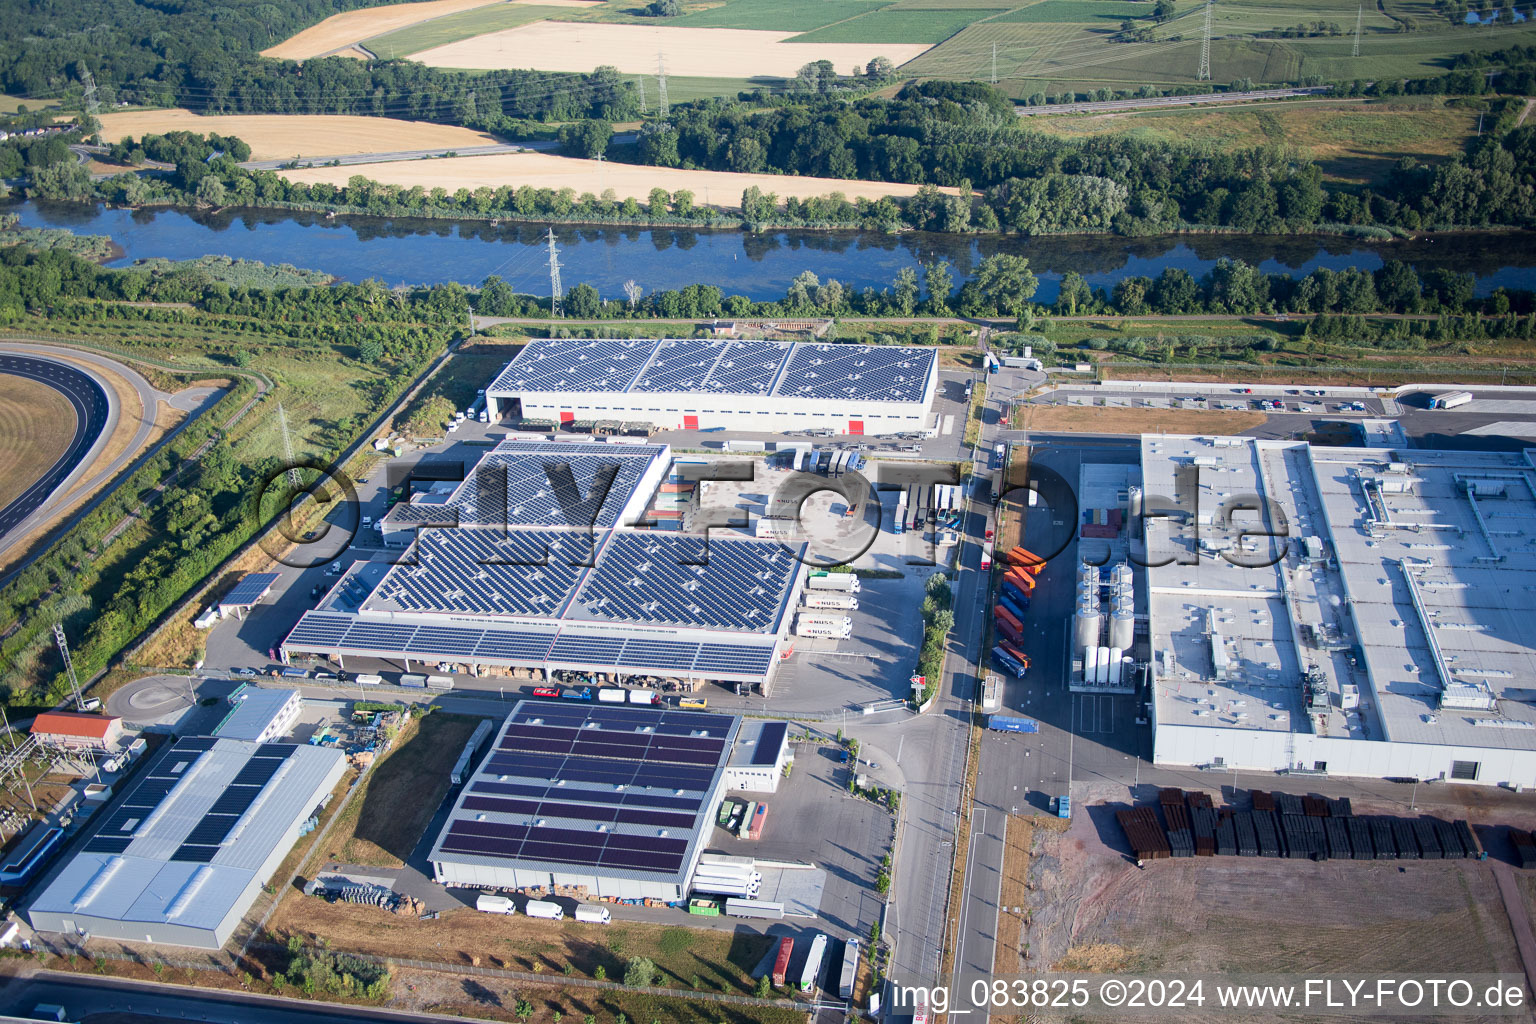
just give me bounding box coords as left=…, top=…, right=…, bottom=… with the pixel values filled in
left=30, top=712, right=124, bottom=752
left=27, top=736, right=346, bottom=949
left=212, top=686, right=303, bottom=743
left=429, top=701, right=740, bottom=902
left=485, top=337, right=939, bottom=436
left=722, top=721, right=792, bottom=793
left=1141, top=436, right=1536, bottom=787
left=282, top=439, right=804, bottom=692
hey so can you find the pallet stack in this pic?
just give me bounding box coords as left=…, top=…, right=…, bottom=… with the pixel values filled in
left=1117, top=806, right=1172, bottom=861
left=1164, top=801, right=1195, bottom=858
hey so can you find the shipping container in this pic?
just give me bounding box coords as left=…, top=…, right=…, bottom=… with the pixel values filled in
left=996, top=618, right=1023, bottom=646
left=999, top=595, right=1027, bottom=623
left=524, top=900, right=565, bottom=920
left=724, top=440, right=768, bottom=452
left=744, top=803, right=768, bottom=840
left=993, top=647, right=1027, bottom=678
left=735, top=802, right=757, bottom=838
left=799, top=934, right=828, bottom=993
left=597, top=688, right=628, bottom=703
left=839, top=938, right=860, bottom=1000
left=426, top=674, right=454, bottom=691
left=1000, top=581, right=1031, bottom=608
left=804, top=592, right=858, bottom=610
left=399, top=674, right=427, bottom=688
left=988, top=714, right=1039, bottom=733
left=476, top=894, right=516, bottom=914
left=353, top=673, right=382, bottom=686
left=772, top=937, right=794, bottom=987
left=994, top=605, right=1023, bottom=636
left=725, top=897, right=784, bottom=919
left=1006, top=548, right=1046, bottom=573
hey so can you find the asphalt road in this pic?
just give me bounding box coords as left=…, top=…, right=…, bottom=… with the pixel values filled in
left=1015, top=86, right=1329, bottom=117
left=0, top=354, right=110, bottom=538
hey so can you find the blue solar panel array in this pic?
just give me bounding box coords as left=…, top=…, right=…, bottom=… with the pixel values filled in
left=751, top=722, right=788, bottom=766
left=630, top=340, right=790, bottom=396
left=284, top=611, right=777, bottom=678
left=370, top=529, right=593, bottom=618
left=221, top=572, right=279, bottom=607
left=487, top=339, right=654, bottom=393
left=435, top=701, right=738, bottom=877
left=572, top=533, right=795, bottom=633
left=777, top=344, right=934, bottom=402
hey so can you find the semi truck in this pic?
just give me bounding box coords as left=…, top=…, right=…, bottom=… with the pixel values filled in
left=980, top=538, right=993, bottom=571
left=839, top=938, right=860, bottom=1000
left=524, top=900, right=565, bottom=920
left=806, top=571, right=860, bottom=594
left=988, top=714, right=1040, bottom=733
left=772, top=937, right=795, bottom=987
left=796, top=620, right=853, bottom=640
left=742, top=803, right=768, bottom=840
left=993, top=646, right=1027, bottom=678
left=725, top=897, right=784, bottom=919
left=799, top=933, right=828, bottom=993
left=627, top=689, right=661, bottom=705
left=693, top=879, right=760, bottom=899
left=476, top=894, right=516, bottom=914
left=803, top=592, right=858, bottom=610
left=597, top=688, right=627, bottom=703
left=1429, top=390, right=1473, bottom=410
left=575, top=904, right=611, bottom=924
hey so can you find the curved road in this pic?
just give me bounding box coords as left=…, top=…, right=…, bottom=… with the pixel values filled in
left=0, top=354, right=110, bottom=538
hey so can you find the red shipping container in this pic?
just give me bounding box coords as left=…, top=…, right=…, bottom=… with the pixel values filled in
left=994, top=605, right=1023, bottom=636
left=772, top=937, right=794, bottom=987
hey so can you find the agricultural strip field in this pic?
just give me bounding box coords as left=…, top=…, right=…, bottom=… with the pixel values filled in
left=905, top=0, right=1536, bottom=95
left=0, top=376, right=76, bottom=512
left=1013, top=405, right=1269, bottom=435
left=1024, top=98, right=1479, bottom=184
left=94, top=110, right=501, bottom=162
left=282, top=149, right=954, bottom=203
left=260, top=0, right=505, bottom=59
left=362, top=3, right=577, bottom=58
left=406, top=21, right=933, bottom=77
left=325, top=711, right=483, bottom=868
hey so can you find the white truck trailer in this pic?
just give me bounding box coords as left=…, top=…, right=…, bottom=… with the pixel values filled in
left=795, top=619, right=853, bottom=640
left=524, top=900, right=565, bottom=920
left=799, top=933, right=828, bottom=993
left=839, top=938, right=860, bottom=999
left=725, top=898, right=784, bottom=920
left=574, top=904, right=612, bottom=924
left=1430, top=390, right=1473, bottom=410
left=476, top=894, right=516, bottom=914
left=803, top=592, right=858, bottom=610
left=597, top=688, right=627, bottom=703
left=806, top=571, right=860, bottom=594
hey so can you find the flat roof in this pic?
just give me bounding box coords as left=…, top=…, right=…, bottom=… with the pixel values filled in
left=1143, top=436, right=1536, bottom=752
left=727, top=720, right=788, bottom=769
left=213, top=687, right=298, bottom=742
left=28, top=736, right=344, bottom=936
left=489, top=338, right=936, bottom=404
left=430, top=701, right=739, bottom=884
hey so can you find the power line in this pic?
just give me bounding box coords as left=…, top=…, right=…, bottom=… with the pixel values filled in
left=53, top=624, right=86, bottom=712
left=78, top=68, right=99, bottom=116
left=546, top=227, right=563, bottom=319
left=991, top=42, right=998, bottom=85
left=657, top=53, right=669, bottom=119
left=1352, top=4, right=1363, bottom=58
left=1197, top=2, right=1212, bottom=82
left=637, top=74, right=647, bottom=114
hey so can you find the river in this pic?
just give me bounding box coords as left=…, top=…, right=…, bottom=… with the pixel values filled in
left=14, top=200, right=1536, bottom=303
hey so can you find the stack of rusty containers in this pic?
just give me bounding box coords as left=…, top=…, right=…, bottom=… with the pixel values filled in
left=1187, top=791, right=1217, bottom=857
left=1511, top=829, right=1536, bottom=868
left=1161, top=789, right=1195, bottom=858
left=1115, top=805, right=1171, bottom=861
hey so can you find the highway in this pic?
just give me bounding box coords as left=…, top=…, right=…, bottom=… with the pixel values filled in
left=0, top=354, right=110, bottom=539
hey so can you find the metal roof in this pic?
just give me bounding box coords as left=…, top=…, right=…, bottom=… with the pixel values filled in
left=430, top=702, right=739, bottom=884
left=220, top=573, right=280, bottom=609
left=213, top=687, right=299, bottom=742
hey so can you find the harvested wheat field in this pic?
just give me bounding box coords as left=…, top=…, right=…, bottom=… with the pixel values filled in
left=284, top=149, right=953, bottom=205
left=96, top=110, right=501, bottom=161
left=409, top=21, right=932, bottom=77
left=1014, top=405, right=1267, bottom=435
left=0, top=376, right=76, bottom=511
left=261, top=0, right=505, bottom=59
left=512, top=0, right=600, bottom=5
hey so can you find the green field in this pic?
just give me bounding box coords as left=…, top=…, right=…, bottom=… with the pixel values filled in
left=1026, top=96, right=1479, bottom=183
left=567, top=0, right=894, bottom=30
left=363, top=3, right=569, bottom=57
left=791, top=6, right=991, bottom=43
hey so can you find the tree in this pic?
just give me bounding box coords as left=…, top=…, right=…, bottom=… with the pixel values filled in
left=865, top=56, right=896, bottom=80
left=794, top=60, right=840, bottom=94
left=477, top=275, right=518, bottom=316
left=625, top=957, right=657, bottom=988
left=565, top=282, right=602, bottom=318
left=558, top=119, right=614, bottom=159
left=26, top=161, right=92, bottom=201
left=972, top=253, right=1038, bottom=316
left=785, top=270, right=820, bottom=311
left=756, top=974, right=772, bottom=997
left=1055, top=271, right=1093, bottom=315
left=893, top=267, right=919, bottom=316
left=644, top=0, right=681, bottom=14
left=922, top=261, right=953, bottom=314
left=515, top=998, right=534, bottom=1022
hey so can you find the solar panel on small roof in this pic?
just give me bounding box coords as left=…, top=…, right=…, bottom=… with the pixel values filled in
left=751, top=722, right=788, bottom=766
left=221, top=572, right=280, bottom=607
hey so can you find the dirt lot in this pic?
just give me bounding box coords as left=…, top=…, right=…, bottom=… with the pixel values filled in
left=1014, top=405, right=1268, bottom=435
left=325, top=710, right=483, bottom=868
left=283, top=150, right=948, bottom=205
left=265, top=895, right=774, bottom=995
left=0, top=376, right=75, bottom=511
left=261, top=0, right=505, bottom=58
left=95, top=110, right=501, bottom=161
left=1019, top=780, right=1536, bottom=1023
left=408, top=21, right=932, bottom=77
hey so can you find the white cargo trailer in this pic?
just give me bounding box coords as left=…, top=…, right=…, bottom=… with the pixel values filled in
left=807, top=572, right=860, bottom=594
left=725, top=898, right=784, bottom=920
left=524, top=900, right=565, bottom=920
left=597, top=688, right=627, bottom=703
left=476, top=894, right=516, bottom=914
left=426, top=674, right=454, bottom=690
left=699, top=853, right=756, bottom=870
left=803, top=592, right=858, bottom=610
left=839, top=939, right=860, bottom=999
left=574, top=904, right=612, bottom=924
left=353, top=673, right=383, bottom=686
left=799, top=934, right=828, bottom=993
left=795, top=621, right=853, bottom=639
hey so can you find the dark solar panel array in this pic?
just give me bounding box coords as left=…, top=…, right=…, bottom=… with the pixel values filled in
left=573, top=533, right=794, bottom=632
left=776, top=344, right=934, bottom=403
left=371, top=529, right=591, bottom=618
left=629, top=339, right=790, bottom=396
left=471, top=780, right=701, bottom=812
left=488, top=338, right=654, bottom=393
left=84, top=738, right=214, bottom=854
left=221, top=572, right=280, bottom=607
left=284, top=612, right=776, bottom=678
left=752, top=722, right=788, bottom=766
left=169, top=744, right=295, bottom=862
left=438, top=819, right=690, bottom=874
left=461, top=794, right=696, bottom=830
left=483, top=750, right=719, bottom=791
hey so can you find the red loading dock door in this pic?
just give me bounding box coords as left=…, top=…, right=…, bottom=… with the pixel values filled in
left=683, top=415, right=699, bottom=430
left=847, top=420, right=864, bottom=435
left=559, top=411, right=575, bottom=424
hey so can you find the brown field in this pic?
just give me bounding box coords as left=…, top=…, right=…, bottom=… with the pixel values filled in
left=261, top=0, right=506, bottom=58
left=409, top=21, right=932, bottom=77
left=96, top=110, right=501, bottom=162
left=512, top=0, right=601, bottom=5
left=1013, top=405, right=1268, bottom=435
left=325, top=711, right=483, bottom=868
left=284, top=149, right=952, bottom=205
left=0, top=376, right=76, bottom=512
left=993, top=814, right=1034, bottom=975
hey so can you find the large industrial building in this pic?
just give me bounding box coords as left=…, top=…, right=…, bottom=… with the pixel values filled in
left=429, top=701, right=744, bottom=901
left=1141, top=436, right=1536, bottom=787
left=27, top=736, right=346, bottom=948
left=485, top=337, right=940, bottom=435
left=281, top=439, right=804, bottom=691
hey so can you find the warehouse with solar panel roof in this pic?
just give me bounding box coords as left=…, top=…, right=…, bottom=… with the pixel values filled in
left=280, top=438, right=806, bottom=692
left=484, top=337, right=939, bottom=435
left=430, top=701, right=763, bottom=900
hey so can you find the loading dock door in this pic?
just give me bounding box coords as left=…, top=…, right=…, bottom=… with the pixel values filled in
left=848, top=420, right=864, bottom=435
left=559, top=411, right=575, bottom=424
left=683, top=415, right=699, bottom=430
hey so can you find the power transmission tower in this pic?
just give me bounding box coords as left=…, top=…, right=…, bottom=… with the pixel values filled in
left=638, top=75, right=647, bottom=114
left=657, top=54, right=669, bottom=119
left=546, top=228, right=564, bottom=318
left=991, top=42, right=998, bottom=85
left=1352, top=4, right=1363, bottom=57
left=78, top=68, right=99, bottom=116
left=1197, top=2, right=1212, bottom=81
left=53, top=624, right=86, bottom=712
left=277, top=402, right=301, bottom=490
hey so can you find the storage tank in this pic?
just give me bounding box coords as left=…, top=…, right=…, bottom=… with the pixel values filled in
left=1109, top=647, right=1123, bottom=686
left=1109, top=562, right=1135, bottom=650
left=1098, top=647, right=1113, bottom=685
left=1085, top=645, right=1099, bottom=683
